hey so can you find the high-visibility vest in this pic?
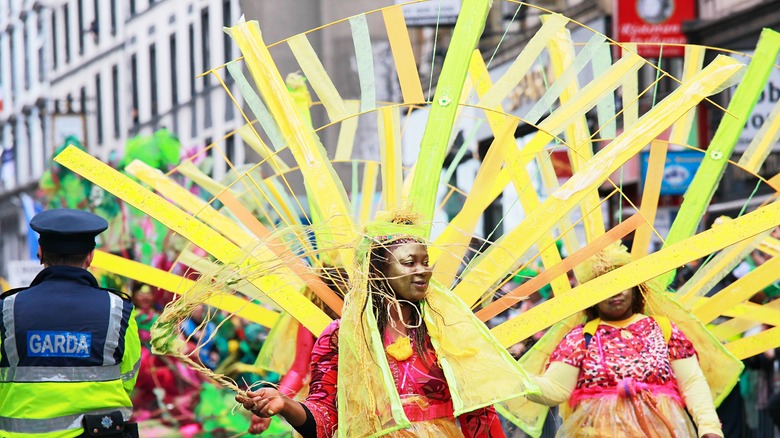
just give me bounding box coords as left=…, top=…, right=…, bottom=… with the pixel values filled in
left=0, top=266, right=141, bottom=438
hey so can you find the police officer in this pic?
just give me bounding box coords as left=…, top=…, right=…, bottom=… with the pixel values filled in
left=0, top=209, right=141, bottom=437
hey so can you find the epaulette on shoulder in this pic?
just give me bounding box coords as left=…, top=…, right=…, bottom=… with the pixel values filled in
left=0, top=287, right=28, bottom=299
left=101, top=287, right=131, bottom=301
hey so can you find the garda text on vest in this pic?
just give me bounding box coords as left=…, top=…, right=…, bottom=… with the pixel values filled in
left=27, top=331, right=92, bottom=358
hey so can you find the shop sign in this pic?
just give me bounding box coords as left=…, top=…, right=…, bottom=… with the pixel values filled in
left=614, top=0, right=696, bottom=57
left=640, top=149, right=702, bottom=195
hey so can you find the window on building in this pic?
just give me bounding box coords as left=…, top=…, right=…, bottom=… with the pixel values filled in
left=170, top=33, right=178, bottom=106
left=51, top=11, right=58, bottom=69
left=225, top=87, right=234, bottom=121
left=77, top=0, right=84, bottom=55
left=10, top=122, right=18, bottom=185
left=110, top=0, right=116, bottom=35
left=96, top=73, right=103, bottom=144
left=149, top=43, right=158, bottom=117
left=26, top=116, right=33, bottom=178
left=225, top=131, right=235, bottom=164
left=39, top=110, right=47, bottom=160
left=205, top=136, right=213, bottom=177
left=112, top=64, right=120, bottom=138
left=200, top=8, right=210, bottom=87
left=64, top=4, right=71, bottom=63
left=201, top=8, right=212, bottom=129
left=23, top=22, right=30, bottom=89
left=37, top=14, right=45, bottom=83
left=92, top=0, right=100, bottom=44
left=222, top=0, right=232, bottom=62
left=130, top=54, right=139, bottom=126
left=188, top=23, right=195, bottom=98
left=9, top=29, right=17, bottom=93
left=129, top=0, right=136, bottom=17
left=80, top=86, right=87, bottom=116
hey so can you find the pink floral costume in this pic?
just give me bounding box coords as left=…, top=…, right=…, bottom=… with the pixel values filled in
left=548, top=316, right=702, bottom=437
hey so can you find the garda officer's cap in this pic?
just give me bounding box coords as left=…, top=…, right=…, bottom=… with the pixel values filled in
left=30, top=209, right=108, bottom=255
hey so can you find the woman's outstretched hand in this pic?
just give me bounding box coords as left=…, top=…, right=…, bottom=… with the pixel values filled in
left=237, top=388, right=287, bottom=418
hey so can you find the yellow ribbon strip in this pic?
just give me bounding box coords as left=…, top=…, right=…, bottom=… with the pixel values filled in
left=91, top=251, right=279, bottom=328
left=726, top=325, right=780, bottom=360
left=55, top=146, right=332, bottom=335
left=125, top=160, right=253, bottom=246
left=737, top=95, right=780, bottom=173
left=544, top=22, right=603, bottom=243
left=477, top=14, right=569, bottom=109
left=711, top=298, right=780, bottom=341
left=455, top=55, right=744, bottom=307
left=668, top=45, right=705, bottom=147
left=382, top=6, right=425, bottom=105
left=693, top=252, right=780, bottom=324
left=621, top=44, right=639, bottom=130
left=378, top=106, right=402, bottom=210
left=492, top=199, right=780, bottom=347
left=287, top=33, right=350, bottom=123
left=631, top=140, right=667, bottom=259
left=692, top=297, right=780, bottom=327
left=228, top=20, right=356, bottom=266
left=677, top=224, right=770, bottom=308
left=334, top=101, right=361, bottom=161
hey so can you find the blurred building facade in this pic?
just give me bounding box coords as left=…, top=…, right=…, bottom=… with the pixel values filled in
left=1, top=0, right=778, bottom=279
left=0, top=0, right=245, bottom=280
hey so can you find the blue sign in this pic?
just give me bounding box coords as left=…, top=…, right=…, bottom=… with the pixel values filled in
left=640, top=150, right=703, bottom=195
left=27, top=331, right=92, bottom=358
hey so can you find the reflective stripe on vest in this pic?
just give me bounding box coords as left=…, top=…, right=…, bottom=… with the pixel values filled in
left=2, top=295, right=19, bottom=367
left=0, top=364, right=121, bottom=382
left=103, top=293, right=124, bottom=366
left=0, top=407, right=132, bottom=433
left=120, top=358, right=140, bottom=382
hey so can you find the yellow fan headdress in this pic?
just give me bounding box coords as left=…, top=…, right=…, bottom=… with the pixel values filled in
left=337, top=208, right=539, bottom=437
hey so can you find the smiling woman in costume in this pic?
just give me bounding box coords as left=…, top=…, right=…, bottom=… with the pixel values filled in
left=238, top=211, right=537, bottom=437
left=526, top=242, right=723, bottom=438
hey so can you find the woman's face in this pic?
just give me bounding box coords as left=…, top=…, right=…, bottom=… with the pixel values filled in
left=595, top=288, right=634, bottom=321
left=382, top=242, right=432, bottom=302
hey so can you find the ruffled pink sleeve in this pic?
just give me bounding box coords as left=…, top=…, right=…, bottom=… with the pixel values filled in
left=549, top=325, right=586, bottom=368
left=666, top=322, right=696, bottom=360
left=302, top=320, right=340, bottom=438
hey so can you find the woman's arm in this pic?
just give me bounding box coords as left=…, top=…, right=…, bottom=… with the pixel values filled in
left=277, top=327, right=316, bottom=397
left=671, top=357, right=723, bottom=438
left=526, top=361, right=579, bottom=406
left=459, top=405, right=506, bottom=437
